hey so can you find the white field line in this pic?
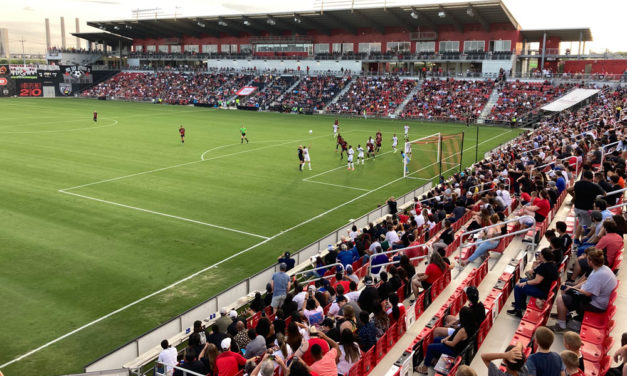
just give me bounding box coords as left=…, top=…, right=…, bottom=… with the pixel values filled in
left=58, top=190, right=270, bottom=240
left=0, top=236, right=274, bottom=370
left=304, top=180, right=370, bottom=192
left=1, top=129, right=516, bottom=368
left=0, top=119, right=119, bottom=134
left=303, top=150, right=393, bottom=181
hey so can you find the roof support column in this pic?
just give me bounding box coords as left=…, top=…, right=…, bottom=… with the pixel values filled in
left=578, top=31, right=582, bottom=59
left=540, top=31, right=546, bottom=74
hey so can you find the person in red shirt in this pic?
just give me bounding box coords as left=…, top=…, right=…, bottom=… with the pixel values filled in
left=300, top=327, right=330, bottom=366
left=179, top=125, right=185, bottom=144
left=93, top=111, right=98, bottom=122
left=411, top=251, right=447, bottom=295
left=309, top=330, right=340, bottom=376
left=216, top=338, right=246, bottom=376
left=522, top=190, right=551, bottom=222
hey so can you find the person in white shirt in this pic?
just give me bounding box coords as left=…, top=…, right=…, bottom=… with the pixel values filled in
left=302, top=145, right=312, bottom=170
left=157, top=340, right=178, bottom=376
left=496, top=184, right=512, bottom=207
left=347, top=146, right=355, bottom=170
left=333, top=120, right=339, bottom=138
left=357, top=145, right=365, bottom=165
left=392, top=134, right=398, bottom=153
left=403, top=124, right=410, bottom=140
left=385, top=226, right=400, bottom=244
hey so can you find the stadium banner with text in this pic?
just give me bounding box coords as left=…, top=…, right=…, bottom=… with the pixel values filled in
left=235, top=86, right=257, bottom=96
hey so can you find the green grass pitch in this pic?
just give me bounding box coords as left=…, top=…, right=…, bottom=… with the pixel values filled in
left=0, top=98, right=522, bottom=375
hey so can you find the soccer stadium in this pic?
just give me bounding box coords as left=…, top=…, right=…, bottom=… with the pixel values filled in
left=0, top=1, right=626, bottom=376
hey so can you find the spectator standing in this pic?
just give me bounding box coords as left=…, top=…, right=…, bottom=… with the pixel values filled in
left=157, top=339, right=178, bottom=376
left=271, top=263, right=291, bottom=313
left=567, top=170, right=605, bottom=240
left=524, top=326, right=564, bottom=376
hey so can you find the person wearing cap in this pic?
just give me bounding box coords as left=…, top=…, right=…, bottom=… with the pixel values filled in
left=215, top=307, right=232, bottom=334
left=271, top=263, right=291, bottom=314
left=328, top=294, right=347, bottom=317
left=357, top=276, right=380, bottom=314
left=227, top=310, right=243, bottom=337
left=216, top=337, right=246, bottom=376
left=278, top=251, right=295, bottom=271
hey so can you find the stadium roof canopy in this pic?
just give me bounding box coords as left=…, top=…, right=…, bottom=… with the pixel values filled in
left=521, top=28, right=593, bottom=42
left=86, top=0, right=521, bottom=39
left=71, top=32, right=133, bottom=47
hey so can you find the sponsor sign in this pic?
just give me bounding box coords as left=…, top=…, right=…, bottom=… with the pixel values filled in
left=235, top=86, right=257, bottom=96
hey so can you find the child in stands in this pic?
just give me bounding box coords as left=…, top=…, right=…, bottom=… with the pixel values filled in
left=563, top=331, right=584, bottom=372
left=560, top=350, right=584, bottom=376
left=524, top=326, right=565, bottom=376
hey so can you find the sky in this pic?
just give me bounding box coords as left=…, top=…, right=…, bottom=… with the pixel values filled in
left=1, top=0, right=626, bottom=55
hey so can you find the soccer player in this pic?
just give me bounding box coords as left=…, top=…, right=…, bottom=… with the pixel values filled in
left=404, top=139, right=412, bottom=156
left=333, top=119, right=339, bottom=139
left=403, top=124, right=409, bottom=141
left=336, top=133, right=343, bottom=152
left=339, top=138, right=348, bottom=159
left=363, top=109, right=367, bottom=120
left=93, top=111, right=98, bottom=122
left=402, top=152, right=410, bottom=175
left=375, top=130, right=382, bottom=152
left=357, top=144, right=365, bottom=165
left=240, top=125, right=249, bottom=143
left=366, top=137, right=375, bottom=159
left=179, top=125, right=185, bottom=144
left=303, top=145, right=312, bottom=170
left=297, top=145, right=305, bottom=171
left=347, top=145, right=355, bottom=170
left=392, top=134, right=398, bottom=153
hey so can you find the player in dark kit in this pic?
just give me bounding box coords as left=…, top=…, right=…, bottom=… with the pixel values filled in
left=298, top=145, right=305, bottom=171
left=339, top=139, right=348, bottom=159
left=336, top=133, right=343, bottom=152
left=375, top=131, right=382, bottom=152
left=93, top=111, right=98, bottom=122
left=179, top=125, right=185, bottom=144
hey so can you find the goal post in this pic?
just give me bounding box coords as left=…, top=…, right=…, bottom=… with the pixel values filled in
left=403, top=132, right=464, bottom=180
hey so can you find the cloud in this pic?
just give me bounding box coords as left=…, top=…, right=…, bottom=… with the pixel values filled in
left=23, top=6, right=35, bottom=11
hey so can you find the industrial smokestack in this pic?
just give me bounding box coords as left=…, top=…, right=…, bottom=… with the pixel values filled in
left=60, top=17, right=66, bottom=49
left=75, top=18, right=81, bottom=49
left=45, top=18, right=51, bottom=51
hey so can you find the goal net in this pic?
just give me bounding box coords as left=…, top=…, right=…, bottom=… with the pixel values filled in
left=403, top=132, right=464, bottom=180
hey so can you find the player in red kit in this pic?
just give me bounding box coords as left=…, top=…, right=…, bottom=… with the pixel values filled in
left=375, top=130, right=382, bottom=152
left=179, top=125, right=185, bottom=144
left=93, top=111, right=98, bottom=122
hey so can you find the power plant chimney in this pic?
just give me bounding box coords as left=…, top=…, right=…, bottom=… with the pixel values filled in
left=45, top=18, right=51, bottom=51
left=60, top=17, right=66, bottom=49
left=75, top=18, right=81, bottom=49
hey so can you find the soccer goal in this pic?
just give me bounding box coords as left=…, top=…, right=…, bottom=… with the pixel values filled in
left=403, top=132, right=465, bottom=180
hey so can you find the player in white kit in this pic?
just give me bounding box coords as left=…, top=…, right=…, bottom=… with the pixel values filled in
left=332, top=119, right=339, bottom=139
left=303, top=145, right=312, bottom=170
left=347, top=145, right=355, bottom=170
left=392, top=134, right=398, bottom=153
left=403, top=124, right=409, bottom=141
left=404, top=140, right=412, bottom=156
left=357, top=145, right=365, bottom=165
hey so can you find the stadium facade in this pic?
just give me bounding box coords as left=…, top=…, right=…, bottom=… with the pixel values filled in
left=55, top=1, right=627, bottom=78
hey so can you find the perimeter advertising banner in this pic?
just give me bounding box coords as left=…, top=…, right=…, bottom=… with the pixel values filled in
left=0, top=64, right=16, bottom=97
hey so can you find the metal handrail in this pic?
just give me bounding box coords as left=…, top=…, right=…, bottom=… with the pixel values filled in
left=458, top=215, right=537, bottom=267
left=368, top=255, right=429, bottom=275
left=367, top=243, right=430, bottom=275
left=530, top=155, right=577, bottom=171
left=156, top=361, right=205, bottom=376
left=292, top=262, right=344, bottom=278
left=608, top=201, right=627, bottom=211
left=604, top=187, right=627, bottom=197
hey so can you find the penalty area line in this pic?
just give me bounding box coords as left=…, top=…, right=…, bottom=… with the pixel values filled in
left=58, top=190, right=270, bottom=240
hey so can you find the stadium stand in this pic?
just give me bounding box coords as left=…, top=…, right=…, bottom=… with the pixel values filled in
left=272, top=75, right=351, bottom=113
left=141, top=84, right=626, bottom=376
left=326, top=76, right=417, bottom=116
left=399, top=78, right=495, bottom=121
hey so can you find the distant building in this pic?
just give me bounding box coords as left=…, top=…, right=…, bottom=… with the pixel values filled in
left=0, top=28, right=8, bottom=58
